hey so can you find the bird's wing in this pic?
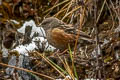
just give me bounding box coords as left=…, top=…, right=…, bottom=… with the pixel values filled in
left=58, top=25, right=93, bottom=43
left=51, top=28, right=76, bottom=44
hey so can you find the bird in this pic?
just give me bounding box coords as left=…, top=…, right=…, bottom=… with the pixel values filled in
left=40, top=17, right=94, bottom=50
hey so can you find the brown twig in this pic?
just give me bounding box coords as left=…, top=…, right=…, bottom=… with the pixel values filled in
left=0, top=62, right=55, bottom=80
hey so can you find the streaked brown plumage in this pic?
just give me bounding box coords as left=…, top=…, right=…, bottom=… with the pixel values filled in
left=40, top=17, right=93, bottom=50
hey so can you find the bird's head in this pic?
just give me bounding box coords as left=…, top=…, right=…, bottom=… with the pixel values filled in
left=40, top=17, right=65, bottom=31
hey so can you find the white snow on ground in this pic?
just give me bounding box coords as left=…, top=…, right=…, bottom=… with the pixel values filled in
left=13, top=37, right=55, bottom=56
left=13, top=20, right=55, bottom=56
left=13, top=42, right=36, bottom=56
left=32, top=37, right=55, bottom=51
left=17, top=20, right=46, bottom=37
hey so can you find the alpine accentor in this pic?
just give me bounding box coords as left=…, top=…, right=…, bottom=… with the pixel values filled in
left=40, top=17, right=93, bottom=50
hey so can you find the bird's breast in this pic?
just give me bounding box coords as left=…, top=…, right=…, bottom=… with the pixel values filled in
left=46, top=28, right=76, bottom=50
